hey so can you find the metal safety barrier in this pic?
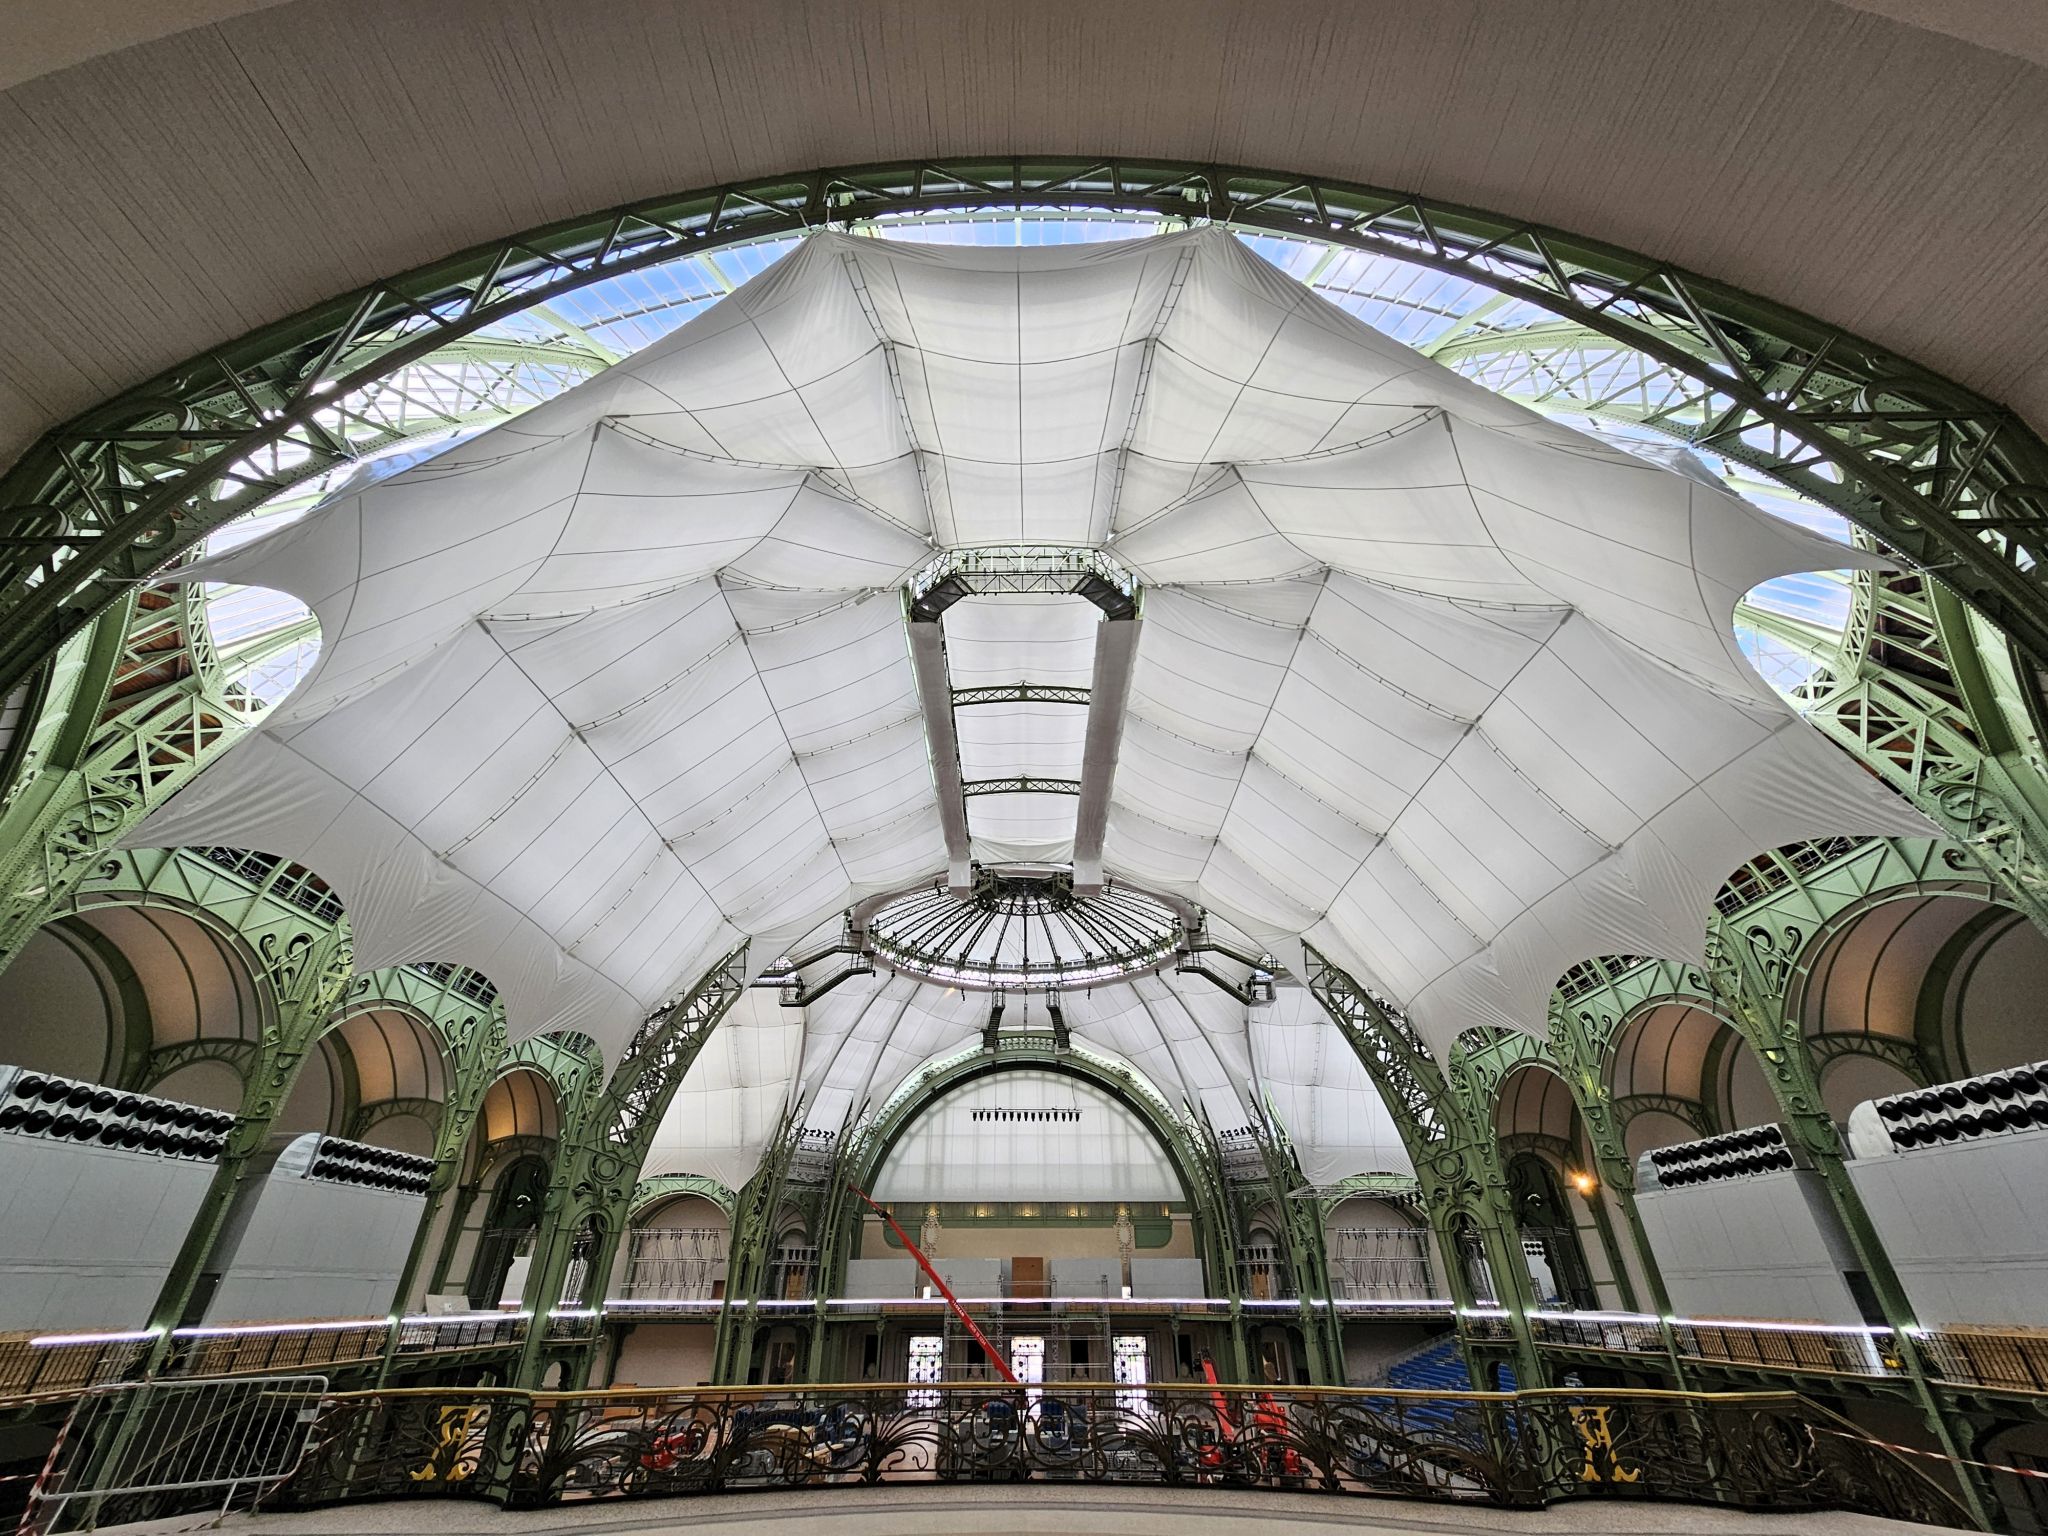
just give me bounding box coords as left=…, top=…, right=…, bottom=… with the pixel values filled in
left=26, top=1375, right=329, bottom=1532
left=264, top=1380, right=1969, bottom=1527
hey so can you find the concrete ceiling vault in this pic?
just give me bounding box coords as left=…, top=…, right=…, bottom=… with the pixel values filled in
left=2, top=0, right=2047, bottom=477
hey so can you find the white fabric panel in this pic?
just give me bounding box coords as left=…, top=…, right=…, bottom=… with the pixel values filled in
left=129, top=223, right=1930, bottom=1114
left=946, top=595, right=1095, bottom=858
left=873, top=1069, right=1182, bottom=1204
left=642, top=988, right=804, bottom=1193
left=1251, top=986, right=1414, bottom=1186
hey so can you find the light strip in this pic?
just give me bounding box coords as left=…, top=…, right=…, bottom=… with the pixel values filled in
left=399, top=1311, right=529, bottom=1327
left=173, top=1316, right=390, bottom=1337
left=29, top=1327, right=162, bottom=1347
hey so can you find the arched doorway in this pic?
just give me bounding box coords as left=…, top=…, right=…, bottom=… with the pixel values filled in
left=433, top=1065, right=562, bottom=1309
left=327, top=1005, right=451, bottom=1158
left=0, top=903, right=270, bottom=1114
left=1492, top=1064, right=1606, bottom=1311
left=1606, top=1000, right=1775, bottom=1159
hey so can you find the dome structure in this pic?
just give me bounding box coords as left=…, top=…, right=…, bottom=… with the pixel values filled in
left=1, top=9, right=2047, bottom=1526
left=133, top=227, right=1923, bottom=1063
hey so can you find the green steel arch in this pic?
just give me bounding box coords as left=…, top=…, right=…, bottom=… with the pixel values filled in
left=4, top=157, right=2048, bottom=703
left=846, top=1035, right=1209, bottom=1207
left=629, top=1174, right=739, bottom=1223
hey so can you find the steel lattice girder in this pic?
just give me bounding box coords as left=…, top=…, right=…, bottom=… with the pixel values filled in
left=960, top=775, right=1082, bottom=797
left=950, top=682, right=1091, bottom=708
left=4, top=158, right=2045, bottom=694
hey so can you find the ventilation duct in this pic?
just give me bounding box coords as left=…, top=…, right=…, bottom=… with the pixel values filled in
left=1846, top=1061, right=2048, bottom=1159
left=0, top=1065, right=233, bottom=1163
left=279, top=1134, right=435, bottom=1196
left=1635, top=1124, right=1806, bottom=1190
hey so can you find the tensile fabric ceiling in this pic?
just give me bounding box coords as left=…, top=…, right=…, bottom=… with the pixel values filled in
left=134, top=227, right=1927, bottom=1085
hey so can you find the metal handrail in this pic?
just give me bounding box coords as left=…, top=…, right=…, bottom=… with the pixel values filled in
left=254, top=1379, right=1968, bottom=1528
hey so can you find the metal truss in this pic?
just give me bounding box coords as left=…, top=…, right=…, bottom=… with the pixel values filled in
left=1742, top=596, right=2048, bottom=930
left=628, top=1172, right=738, bottom=1221
left=1303, top=941, right=1549, bottom=1388
left=950, top=682, right=1090, bottom=708
left=959, top=775, right=1081, bottom=797
left=4, top=158, right=2046, bottom=699
left=604, top=943, right=752, bottom=1155
left=861, top=867, right=1183, bottom=990
left=907, top=543, right=1140, bottom=621
left=1301, top=945, right=1449, bottom=1149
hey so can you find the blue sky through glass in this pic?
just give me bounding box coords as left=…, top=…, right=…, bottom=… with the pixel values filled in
left=200, top=210, right=1854, bottom=703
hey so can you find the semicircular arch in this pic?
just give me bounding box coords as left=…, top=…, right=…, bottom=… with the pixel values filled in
left=852, top=1051, right=1201, bottom=1210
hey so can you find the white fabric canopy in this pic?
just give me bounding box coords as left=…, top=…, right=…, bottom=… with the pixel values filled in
left=647, top=970, right=1411, bottom=1195
left=134, top=226, right=1927, bottom=1102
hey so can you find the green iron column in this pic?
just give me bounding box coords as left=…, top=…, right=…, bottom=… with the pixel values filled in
left=1705, top=913, right=1996, bottom=1531
left=1545, top=1000, right=1670, bottom=1315
left=711, top=1117, right=798, bottom=1385
left=1244, top=1103, right=1344, bottom=1386
left=1542, top=999, right=1696, bottom=1388
left=1192, top=1124, right=1253, bottom=1383
left=144, top=924, right=356, bottom=1345
left=803, top=1142, right=859, bottom=1383
left=375, top=1009, right=509, bottom=1382
left=513, top=945, right=750, bottom=1387
left=1303, top=946, right=1545, bottom=1390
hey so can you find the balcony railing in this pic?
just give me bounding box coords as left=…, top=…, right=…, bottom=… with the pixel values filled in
left=1501, top=1309, right=2048, bottom=1392
left=248, top=1381, right=1967, bottom=1528
left=0, top=1331, right=152, bottom=1400
left=1918, top=1327, right=2048, bottom=1393
left=0, top=1314, right=533, bottom=1402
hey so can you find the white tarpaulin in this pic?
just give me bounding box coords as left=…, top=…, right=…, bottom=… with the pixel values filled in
left=134, top=226, right=1927, bottom=1126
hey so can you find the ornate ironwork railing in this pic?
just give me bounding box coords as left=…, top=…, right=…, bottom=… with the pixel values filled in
left=255, top=1382, right=1964, bottom=1526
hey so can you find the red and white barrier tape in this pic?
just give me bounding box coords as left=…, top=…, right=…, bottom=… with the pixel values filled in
left=1816, top=1425, right=2048, bottom=1481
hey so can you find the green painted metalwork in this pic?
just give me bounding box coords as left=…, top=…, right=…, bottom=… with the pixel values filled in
left=5, top=157, right=2048, bottom=707
left=1698, top=909, right=1997, bottom=1527
left=630, top=1174, right=738, bottom=1222
left=0, top=614, right=316, bottom=969
left=1230, top=1098, right=1345, bottom=1385
left=1312, top=1170, right=1424, bottom=1219
left=514, top=944, right=751, bottom=1384
left=1301, top=944, right=1544, bottom=1387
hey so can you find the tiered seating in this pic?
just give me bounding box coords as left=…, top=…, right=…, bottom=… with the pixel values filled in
left=1378, top=1336, right=1515, bottom=1438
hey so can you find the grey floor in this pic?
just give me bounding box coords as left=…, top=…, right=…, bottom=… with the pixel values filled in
left=158, top=1485, right=1967, bottom=1536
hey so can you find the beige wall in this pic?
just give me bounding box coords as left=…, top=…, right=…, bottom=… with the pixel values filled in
left=611, top=1321, right=715, bottom=1389
left=859, top=1214, right=1194, bottom=1261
